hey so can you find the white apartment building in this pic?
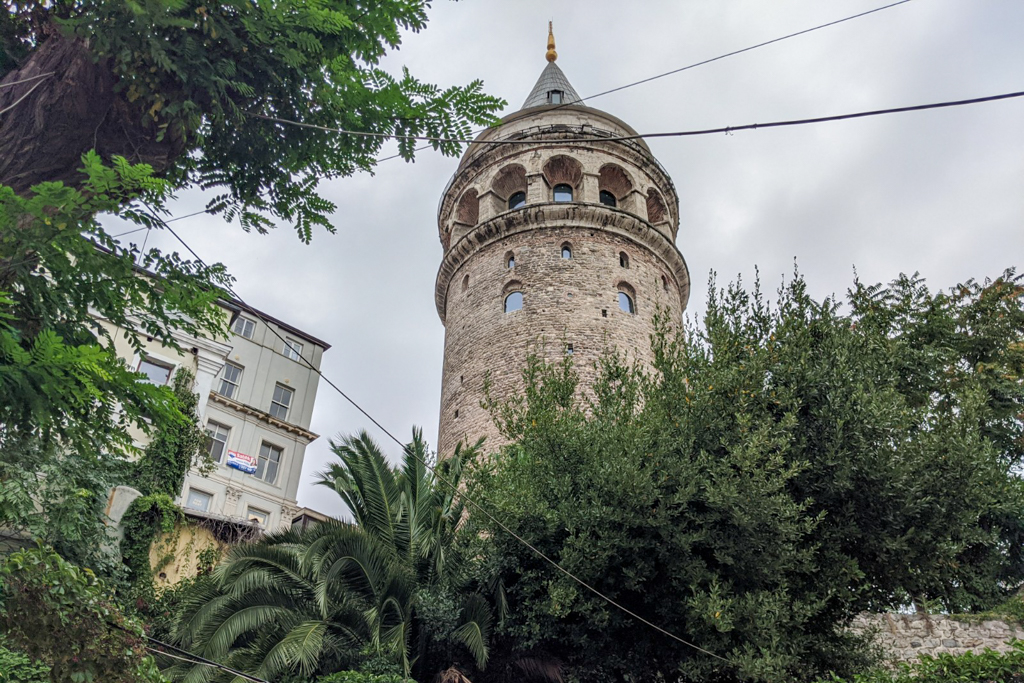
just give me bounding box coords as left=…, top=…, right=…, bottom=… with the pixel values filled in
left=181, top=303, right=329, bottom=531
left=104, top=298, right=329, bottom=532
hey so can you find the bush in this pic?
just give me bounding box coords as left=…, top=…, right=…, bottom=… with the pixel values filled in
left=0, top=546, right=164, bottom=683
left=818, top=640, right=1024, bottom=682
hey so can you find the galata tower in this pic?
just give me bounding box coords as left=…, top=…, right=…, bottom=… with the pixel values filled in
left=435, top=26, right=690, bottom=456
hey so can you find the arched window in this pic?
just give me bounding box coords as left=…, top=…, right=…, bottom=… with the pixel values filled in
left=619, top=252, right=630, bottom=268
left=618, top=291, right=635, bottom=314
left=561, top=243, right=572, bottom=259
left=462, top=275, right=469, bottom=292
left=599, top=190, right=617, bottom=207
left=661, top=275, right=669, bottom=292
left=504, top=291, right=523, bottom=313
left=508, top=191, right=526, bottom=210
left=553, top=184, right=573, bottom=202
left=506, top=251, right=515, bottom=269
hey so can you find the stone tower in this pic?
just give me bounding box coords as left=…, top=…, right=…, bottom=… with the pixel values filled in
left=435, top=26, right=690, bottom=456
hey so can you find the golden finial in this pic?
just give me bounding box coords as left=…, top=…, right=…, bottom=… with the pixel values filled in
left=546, top=21, right=557, bottom=62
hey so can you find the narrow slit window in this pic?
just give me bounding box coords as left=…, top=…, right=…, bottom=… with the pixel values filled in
left=566, top=343, right=574, bottom=355
left=506, top=252, right=515, bottom=269
left=619, top=252, right=630, bottom=268
left=553, top=184, right=573, bottom=202
left=504, top=291, right=523, bottom=313
left=561, top=244, right=572, bottom=259
left=508, top=191, right=526, bottom=210
left=618, top=292, right=636, bottom=314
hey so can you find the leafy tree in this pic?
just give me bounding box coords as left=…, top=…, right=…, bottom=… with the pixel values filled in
left=469, top=269, right=1024, bottom=683
left=171, top=430, right=497, bottom=682
left=0, top=0, right=504, bottom=238
left=0, top=545, right=164, bottom=683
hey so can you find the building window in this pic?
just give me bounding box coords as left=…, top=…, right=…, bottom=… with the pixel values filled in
left=269, top=384, right=293, bottom=420
left=205, top=421, right=230, bottom=464
left=553, top=184, right=573, bottom=202
left=619, top=252, right=630, bottom=268
left=254, top=442, right=282, bottom=484
left=618, top=291, right=636, bottom=314
left=246, top=506, right=269, bottom=527
left=506, top=251, right=515, bottom=269
left=137, top=357, right=173, bottom=385
left=462, top=275, right=469, bottom=292
left=566, top=343, right=574, bottom=355
left=218, top=362, right=242, bottom=399
left=232, top=316, right=255, bottom=339
left=662, top=275, right=669, bottom=292
left=508, top=191, right=526, bottom=210
left=561, top=243, right=572, bottom=259
left=283, top=338, right=303, bottom=361
left=504, top=291, right=523, bottom=313
left=600, top=190, right=617, bottom=207
left=185, top=489, right=212, bottom=512
left=548, top=90, right=563, bottom=104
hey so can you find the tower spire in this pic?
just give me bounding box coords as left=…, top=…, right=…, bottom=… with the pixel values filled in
left=546, top=21, right=557, bottom=62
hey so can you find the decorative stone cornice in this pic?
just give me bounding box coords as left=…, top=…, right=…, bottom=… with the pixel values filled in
left=208, top=392, right=319, bottom=443
left=434, top=202, right=690, bottom=323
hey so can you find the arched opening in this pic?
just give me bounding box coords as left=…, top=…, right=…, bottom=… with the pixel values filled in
left=618, top=292, right=635, bottom=314
left=493, top=164, right=528, bottom=210
left=661, top=274, right=669, bottom=292
left=561, top=243, right=572, bottom=259
left=462, top=274, right=469, bottom=292
left=598, top=164, right=633, bottom=207
left=542, top=155, right=583, bottom=200
left=619, top=252, right=630, bottom=269
left=646, top=188, right=667, bottom=224
left=504, top=291, right=523, bottom=313
left=456, top=189, right=479, bottom=225
left=505, top=251, right=515, bottom=269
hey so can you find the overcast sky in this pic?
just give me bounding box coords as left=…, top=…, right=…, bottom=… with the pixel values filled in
left=102, top=0, right=1024, bottom=518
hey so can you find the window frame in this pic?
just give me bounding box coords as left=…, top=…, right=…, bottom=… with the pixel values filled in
left=185, top=488, right=213, bottom=512
left=508, top=191, right=526, bottom=210
left=561, top=244, right=572, bottom=259
left=599, top=190, right=617, bottom=207
left=246, top=506, right=270, bottom=527
left=254, top=441, right=283, bottom=484
left=549, top=90, right=563, bottom=104
left=269, top=383, right=293, bottom=421
left=232, top=316, right=256, bottom=339
left=283, top=338, right=303, bottom=362
left=218, top=361, right=243, bottom=399
left=205, top=421, right=230, bottom=464
left=137, top=356, right=174, bottom=386
left=552, top=183, right=573, bottom=203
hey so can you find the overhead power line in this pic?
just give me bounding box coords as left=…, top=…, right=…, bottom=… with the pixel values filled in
left=251, top=89, right=1024, bottom=147
left=157, top=220, right=734, bottom=667
left=373, top=0, right=916, bottom=162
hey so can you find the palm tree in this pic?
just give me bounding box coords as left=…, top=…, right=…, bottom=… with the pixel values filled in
left=170, top=429, right=496, bottom=682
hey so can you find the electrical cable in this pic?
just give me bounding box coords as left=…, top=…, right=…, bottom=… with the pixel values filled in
left=373, top=0, right=915, bottom=162
left=0, top=71, right=55, bottom=89
left=0, top=77, right=48, bottom=117
left=157, top=219, right=735, bottom=666
left=249, top=89, right=1024, bottom=147
left=108, top=622, right=272, bottom=683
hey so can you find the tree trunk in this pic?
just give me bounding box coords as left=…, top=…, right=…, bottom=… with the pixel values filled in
left=0, top=28, right=184, bottom=195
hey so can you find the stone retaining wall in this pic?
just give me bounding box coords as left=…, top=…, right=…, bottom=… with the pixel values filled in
left=853, top=613, right=1020, bottom=662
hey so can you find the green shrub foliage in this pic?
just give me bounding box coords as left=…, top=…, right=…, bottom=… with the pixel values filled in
left=817, top=641, right=1024, bottom=683
left=0, top=546, right=164, bottom=683
left=471, top=269, right=1024, bottom=683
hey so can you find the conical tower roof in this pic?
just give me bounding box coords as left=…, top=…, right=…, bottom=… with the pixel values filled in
left=520, top=22, right=585, bottom=110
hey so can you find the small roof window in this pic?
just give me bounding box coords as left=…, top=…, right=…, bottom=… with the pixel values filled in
left=548, top=90, right=563, bottom=104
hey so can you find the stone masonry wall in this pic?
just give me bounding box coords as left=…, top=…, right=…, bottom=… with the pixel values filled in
left=437, top=224, right=684, bottom=456
left=852, top=613, right=1021, bottom=663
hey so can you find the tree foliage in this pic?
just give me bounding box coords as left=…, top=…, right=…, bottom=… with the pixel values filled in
left=470, top=269, right=1024, bottom=683
left=816, top=640, right=1024, bottom=683
left=171, top=430, right=497, bottom=682
left=1, top=0, right=505, bottom=239
left=0, top=545, right=164, bottom=683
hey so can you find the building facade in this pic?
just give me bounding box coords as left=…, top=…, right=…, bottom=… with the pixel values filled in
left=435, top=28, right=691, bottom=456
left=101, top=299, right=329, bottom=532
